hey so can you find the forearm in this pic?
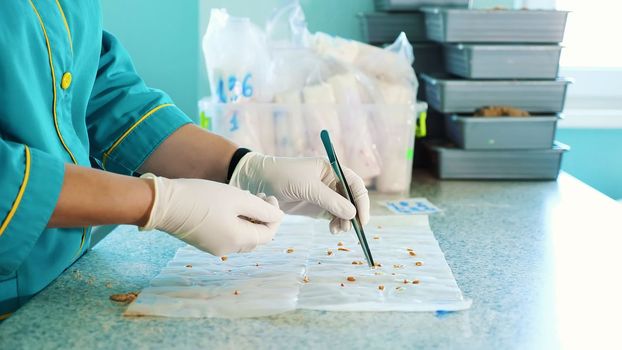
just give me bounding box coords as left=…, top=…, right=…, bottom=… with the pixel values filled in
left=48, top=164, right=154, bottom=228
left=139, top=124, right=238, bottom=183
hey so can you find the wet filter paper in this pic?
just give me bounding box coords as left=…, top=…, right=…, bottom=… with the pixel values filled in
left=125, top=216, right=471, bottom=318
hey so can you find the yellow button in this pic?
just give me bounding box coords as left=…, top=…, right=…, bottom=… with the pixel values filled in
left=61, top=72, right=72, bottom=90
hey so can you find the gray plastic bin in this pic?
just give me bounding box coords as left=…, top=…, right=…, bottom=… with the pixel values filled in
left=426, top=140, right=569, bottom=180
left=445, top=44, right=562, bottom=79
left=375, top=0, right=469, bottom=11
left=422, top=8, right=568, bottom=43
left=444, top=114, right=559, bottom=150
left=359, top=12, right=427, bottom=43
left=421, top=74, right=570, bottom=113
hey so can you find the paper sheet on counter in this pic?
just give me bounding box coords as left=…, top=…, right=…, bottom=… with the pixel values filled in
left=125, top=216, right=471, bottom=318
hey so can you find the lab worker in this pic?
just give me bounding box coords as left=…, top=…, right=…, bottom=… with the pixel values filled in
left=0, top=2, right=369, bottom=319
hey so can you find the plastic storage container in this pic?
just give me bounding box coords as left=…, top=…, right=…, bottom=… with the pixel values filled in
left=444, top=44, right=562, bottom=79
left=359, top=12, right=427, bottom=44
left=422, top=8, right=568, bottom=43
left=421, top=74, right=570, bottom=113
left=375, top=0, right=469, bottom=11
left=199, top=100, right=428, bottom=194
left=425, top=140, right=569, bottom=179
left=444, top=114, right=559, bottom=150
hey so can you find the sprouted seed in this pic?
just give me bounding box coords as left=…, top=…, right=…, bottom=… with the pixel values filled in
left=221, top=256, right=228, bottom=261
left=286, top=248, right=295, bottom=253
left=347, top=276, right=356, bottom=282
left=416, top=261, right=423, bottom=266
left=109, top=292, right=139, bottom=303
left=338, top=247, right=351, bottom=252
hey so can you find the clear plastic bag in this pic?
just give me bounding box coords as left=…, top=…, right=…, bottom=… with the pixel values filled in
left=200, top=1, right=421, bottom=192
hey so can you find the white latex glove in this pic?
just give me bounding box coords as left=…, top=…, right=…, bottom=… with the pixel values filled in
left=141, top=173, right=284, bottom=256
left=229, top=153, right=370, bottom=234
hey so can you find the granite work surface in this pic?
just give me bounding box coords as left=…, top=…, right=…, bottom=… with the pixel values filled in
left=1, top=171, right=621, bottom=350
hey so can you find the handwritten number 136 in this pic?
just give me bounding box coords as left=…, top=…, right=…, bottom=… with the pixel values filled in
left=217, top=73, right=253, bottom=103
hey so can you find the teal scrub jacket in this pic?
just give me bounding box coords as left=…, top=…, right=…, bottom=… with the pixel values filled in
left=0, top=1, right=192, bottom=317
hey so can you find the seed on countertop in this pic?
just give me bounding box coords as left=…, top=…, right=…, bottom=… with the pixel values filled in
left=221, top=256, right=228, bottom=261
left=338, top=247, right=351, bottom=252
left=185, top=264, right=192, bottom=268
left=346, top=276, right=356, bottom=282
left=412, top=279, right=420, bottom=284
left=377, top=225, right=383, bottom=229
left=403, top=279, right=409, bottom=284
left=415, top=261, right=423, bottom=266
left=340, top=283, right=345, bottom=287
left=337, top=241, right=344, bottom=246
left=373, top=236, right=380, bottom=240
left=409, top=251, right=417, bottom=257
left=303, top=276, right=309, bottom=283
left=406, top=248, right=414, bottom=252
left=110, top=291, right=139, bottom=303
left=318, top=261, right=322, bottom=264
left=286, top=248, right=295, bottom=253
left=393, top=264, right=403, bottom=269
left=373, top=262, right=382, bottom=268
left=374, top=272, right=382, bottom=275
left=395, top=286, right=403, bottom=291
left=352, top=261, right=364, bottom=265
left=327, top=249, right=334, bottom=256
left=378, top=285, right=385, bottom=291
left=391, top=273, right=396, bottom=275
left=234, top=290, right=240, bottom=295
left=255, top=263, right=260, bottom=267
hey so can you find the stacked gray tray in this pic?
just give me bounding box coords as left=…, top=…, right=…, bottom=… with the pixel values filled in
left=421, top=8, right=568, bottom=43
left=419, top=7, right=570, bottom=180
left=375, top=0, right=469, bottom=12
left=444, top=114, right=559, bottom=150
left=426, top=140, right=569, bottom=180
left=444, top=44, right=563, bottom=79
left=420, top=74, right=570, bottom=113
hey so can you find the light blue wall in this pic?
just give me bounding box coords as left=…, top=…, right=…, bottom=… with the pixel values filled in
left=100, top=0, right=199, bottom=117
left=557, top=129, right=622, bottom=200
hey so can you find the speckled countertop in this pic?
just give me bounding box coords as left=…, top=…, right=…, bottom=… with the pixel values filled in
left=1, top=171, right=622, bottom=350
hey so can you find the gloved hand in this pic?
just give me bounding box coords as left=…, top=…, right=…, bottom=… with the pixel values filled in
left=141, top=173, right=284, bottom=256
left=229, top=153, right=370, bottom=234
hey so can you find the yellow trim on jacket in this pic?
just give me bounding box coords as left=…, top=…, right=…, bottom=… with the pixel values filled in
left=30, top=1, right=87, bottom=252
left=29, top=0, right=78, bottom=165
left=54, top=0, right=73, bottom=52
left=0, top=147, right=31, bottom=237
left=102, top=103, right=173, bottom=169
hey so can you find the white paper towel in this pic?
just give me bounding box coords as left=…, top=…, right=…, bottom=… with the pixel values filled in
left=125, top=216, right=471, bottom=318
